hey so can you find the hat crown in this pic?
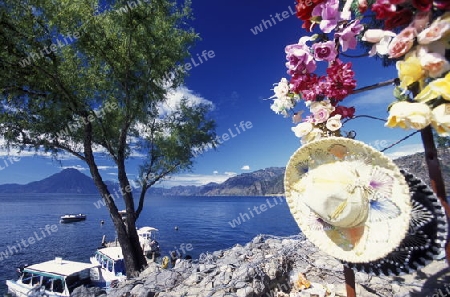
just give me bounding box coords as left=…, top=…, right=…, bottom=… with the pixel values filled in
left=297, top=161, right=373, bottom=228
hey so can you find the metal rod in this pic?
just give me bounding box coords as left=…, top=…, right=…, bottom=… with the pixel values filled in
left=420, top=126, right=450, bottom=265
left=344, top=265, right=357, bottom=297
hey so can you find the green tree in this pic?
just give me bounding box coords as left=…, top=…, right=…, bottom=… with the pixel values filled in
left=0, top=0, right=216, bottom=276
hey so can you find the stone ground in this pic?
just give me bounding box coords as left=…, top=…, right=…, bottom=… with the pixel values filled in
left=72, top=235, right=450, bottom=297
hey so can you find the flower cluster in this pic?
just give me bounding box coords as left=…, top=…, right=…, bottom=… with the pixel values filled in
left=270, top=0, right=450, bottom=143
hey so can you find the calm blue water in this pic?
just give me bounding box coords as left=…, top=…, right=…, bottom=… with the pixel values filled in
left=0, top=194, right=300, bottom=294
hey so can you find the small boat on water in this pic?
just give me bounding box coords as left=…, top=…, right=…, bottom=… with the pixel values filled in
left=6, top=257, right=101, bottom=297
left=90, top=247, right=126, bottom=289
left=59, top=214, right=86, bottom=223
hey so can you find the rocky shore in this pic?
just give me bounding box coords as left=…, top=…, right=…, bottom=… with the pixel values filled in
left=72, top=234, right=450, bottom=297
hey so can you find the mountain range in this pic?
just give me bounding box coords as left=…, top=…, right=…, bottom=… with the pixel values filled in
left=0, top=149, right=448, bottom=196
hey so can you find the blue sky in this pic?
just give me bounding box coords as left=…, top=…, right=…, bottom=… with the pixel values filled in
left=0, top=0, right=426, bottom=187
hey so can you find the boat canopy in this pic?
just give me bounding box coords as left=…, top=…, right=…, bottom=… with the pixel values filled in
left=24, top=258, right=99, bottom=277
left=96, top=247, right=123, bottom=261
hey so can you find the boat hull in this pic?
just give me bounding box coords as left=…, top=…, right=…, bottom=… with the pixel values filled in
left=6, top=280, right=68, bottom=297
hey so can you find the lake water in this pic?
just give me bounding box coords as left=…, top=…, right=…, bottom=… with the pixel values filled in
left=0, top=194, right=300, bottom=294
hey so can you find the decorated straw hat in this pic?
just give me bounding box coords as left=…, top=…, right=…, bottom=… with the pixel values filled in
left=344, top=170, right=448, bottom=275
left=284, top=137, right=412, bottom=263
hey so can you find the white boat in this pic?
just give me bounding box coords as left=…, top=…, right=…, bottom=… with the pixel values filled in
left=6, top=257, right=100, bottom=297
left=90, top=247, right=126, bottom=289
left=59, top=214, right=86, bottom=223
left=137, top=226, right=160, bottom=258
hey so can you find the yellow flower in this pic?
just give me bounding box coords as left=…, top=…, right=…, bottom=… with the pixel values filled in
left=415, top=72, right=450, bottom=102
left=386, top=101, right=431, bottom=130
left=431, top=103, right=450, bottom=136
left=396, top=57, right=425, bottom=89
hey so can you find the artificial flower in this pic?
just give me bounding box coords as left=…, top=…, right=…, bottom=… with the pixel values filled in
left=295, top=0, right=326, bottom=22
left=326, top=114, right=343, bottom=131
left=412, top=0, right=433, bottom=12
left=309, top=99, right=335, bottom=114
left=312, top=108, right=332, bottom=123
left=434, top=0, right=450, bottom=10
left=417, top=49, right=450, bottom=78
left=415, top=72, right=450, bottom=102
left=270, top=98, right=292, bottom=117
left=362, top=29, right=396, bottom=56
left=272, top=78, right=290, bottom=99
left=292, top=122, right=313, bottom=138
left=388, top=27, right=416, bottom=58
left=302, top=127, right=323, bottom=144
left=386, top=101, right=432, bottom=130
left=358, top=0, right=368, bottom=13
left=431, top=104, right=450, bottom=136
left=312, top=41, right=338, bottom=62
left=311, top=0, right=341, bottom=33
left=384, top=9, right=414, bottom=30
left=285, top=44, right=316, bottom=75
left=417, top=15, right=450, bottom=44
left=290, top=73, right=322, bottom=100
left=371, top=0, right=397, bottom=20
left=331, top=106, right=355, bottom=119
left=335, top=20, right=364, bottom=52
left=396, top=56, right=425, bottom=89
left=325, top=60, right=356, bottom=101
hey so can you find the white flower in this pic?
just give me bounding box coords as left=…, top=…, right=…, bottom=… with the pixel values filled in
left=270, top=99, right=290, bottom=117
left=326, top=114, right=342, bottom=131
left=431, top=104, right=450, bottom=136
left=362, top=29, right=396, bottom=56
left=302, top=128, right=323, bottom=144
left=292, top=122, right=313, bottom=138
left=273, top=78, right=290, bottom=99
left=386, top=101, right=432, bottom=130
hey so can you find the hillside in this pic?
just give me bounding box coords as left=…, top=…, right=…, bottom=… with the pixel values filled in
left=0, top=148, right=448, bottom=196
left=0, top=168, right=100, bottom=194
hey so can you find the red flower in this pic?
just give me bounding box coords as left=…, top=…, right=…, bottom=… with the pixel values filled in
left=295, top=0, right=326, bottom=21
left=384, top=9, right=414, bottom=30
left=325, top=60, right=356, bottom=101
left=412, top=0, right=433, bottom=11
left=371, top=0, right=397, bottom=20
left=331, top=106, right=356, bottom=119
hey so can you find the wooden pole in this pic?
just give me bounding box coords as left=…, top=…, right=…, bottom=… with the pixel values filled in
left=344, top=265, right=356, bottom=297
left=420, top=126, right=450, bottom=265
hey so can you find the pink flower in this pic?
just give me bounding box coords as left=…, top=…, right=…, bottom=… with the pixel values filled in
left=312, top=0, right=341, bottom=33
left=388, top=27, right=416, bottom=58
left=335, top=20, right=364, bottom=52
left=371, top=0, right=396, bottom=20
left=417, top=16, right=450, bottom=44
left=313, top=108, right=332, bottom=123
left=325, top=60, right=356, bottom=101
left=312, top=41, right=338, bottom=62
left=285, top=44, right=316, bottom=76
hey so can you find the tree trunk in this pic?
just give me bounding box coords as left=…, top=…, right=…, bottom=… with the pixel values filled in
left=83, top=119, right=146, bottom=277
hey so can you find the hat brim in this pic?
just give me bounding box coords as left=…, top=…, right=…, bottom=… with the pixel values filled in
left=343, top=170, right=448, bottom=276
left=284, top=137, right=412, bottom=263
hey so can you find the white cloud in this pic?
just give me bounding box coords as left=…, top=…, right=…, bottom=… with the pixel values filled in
left=241, top=165, right=250, bottom=170
left=61, top=165, right=87, bottom=171
left=158, top=85, right=214, bottom=116
left=384, top=143, right=424, bottom=160
left=224, top=171, right=237, bottom=176
left=98, top=165, right=117, bottom=171
left=347, top=85, right=395, bottom=109
left=160, top=172, right=235, bottom=187
left=213, top=170, right=219, bottom=174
